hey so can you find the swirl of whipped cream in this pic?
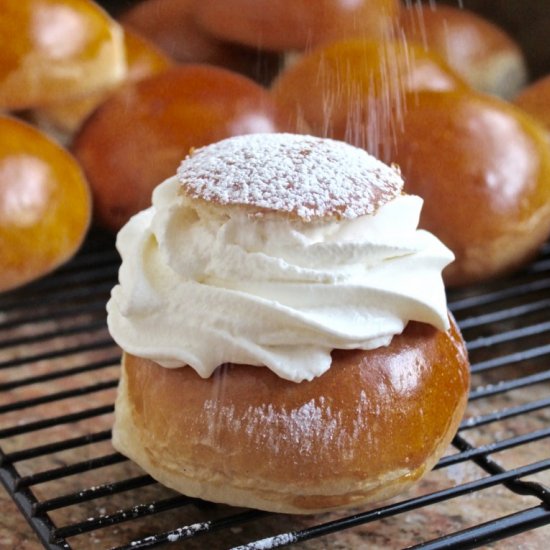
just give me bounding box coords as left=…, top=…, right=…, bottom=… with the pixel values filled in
left=107, top=174, right=454, bottom=383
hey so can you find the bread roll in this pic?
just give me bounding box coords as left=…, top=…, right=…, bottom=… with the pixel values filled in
left=400, top=3, right=528, bottom=99
left=72, top=65, right=298, bottom=232
left=389, top=90, right=550, bottom=286
left=120, top=0, right=279, bottom=81
left=193, top=0, right=401, bottom=51
left=271, top=39, right=468, bottom=158
left=0, top=116, right=91, bottom=292
left=31, top=26, right=172, bottom=141
left=0, top=0, right=126, bottom=110
left=514, top=75, right=550, bottom=135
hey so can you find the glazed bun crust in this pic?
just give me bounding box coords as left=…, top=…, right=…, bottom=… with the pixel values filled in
left=0, top=0, right=126, bottom=110
left=514, top=75, right=550, bottom=134
left=271, top=39, right=468, bottom=160
left=0, top=116, right=91, bottom=293
left=30, top=26, right=172, bottom=140
left=392, top=90, right=550, bottom=287
left=113, top=318, right=469, bottom=514
left=72, top=65, right=298, bottom=232
left=400, top=4, right=527, bottom=99
left=193, top=0, right=400, bottom=52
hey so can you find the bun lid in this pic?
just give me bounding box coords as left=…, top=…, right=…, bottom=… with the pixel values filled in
left=177, top=133, right=403, bottom=221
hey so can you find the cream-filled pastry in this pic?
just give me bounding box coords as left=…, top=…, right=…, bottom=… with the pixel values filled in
left=110, top=133, right=469, bottom=514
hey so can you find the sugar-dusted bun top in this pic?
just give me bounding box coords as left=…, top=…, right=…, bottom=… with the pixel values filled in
left=177, top=133, right=404, bottom=221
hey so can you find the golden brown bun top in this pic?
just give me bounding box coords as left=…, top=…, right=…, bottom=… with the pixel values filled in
left=0, top=115, right=91, bottom=292
left=0, top=0, right=126, bottom=110
left=177, top=133, right=404, bottom=221
left=514, top=75, right=550, bottom=134
left=389, top=90, right=550, bottom=286
left=401, top=4, right=524, bottom=63
left=400, top=3, right=527, bottom=98
left=270, top=39, right=468, bottom=160
left=193, top=0, right=401, bottom=52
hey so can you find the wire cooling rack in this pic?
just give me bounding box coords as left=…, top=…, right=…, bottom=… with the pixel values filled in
left=1, top=230, right=549, bottom=549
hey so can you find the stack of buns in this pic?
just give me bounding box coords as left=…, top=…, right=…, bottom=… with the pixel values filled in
left=0, top=0, right=121, bottom=293
left=1, top=1, right=548, bottom=291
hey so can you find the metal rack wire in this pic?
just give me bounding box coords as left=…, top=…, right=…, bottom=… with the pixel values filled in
left=1, top=231, right=549, bottom=549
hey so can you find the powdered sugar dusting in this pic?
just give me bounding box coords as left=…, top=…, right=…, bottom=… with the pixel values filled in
left=202, top=390, right=374, bottom=462
left=177, top=134, right=403, bottom=221
left=165, top=521, right=210, bottom=542
left=232, top=531, right=299, bottom=549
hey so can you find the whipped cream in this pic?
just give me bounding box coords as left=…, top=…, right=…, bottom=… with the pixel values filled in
left=107, top=175, right=454, bottom=383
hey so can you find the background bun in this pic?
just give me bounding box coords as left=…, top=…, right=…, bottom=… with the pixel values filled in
left=389, top=89, right=550, bottom=286
left=193, top=0, right=401, bottom=52
left=113, top=319, right=469, bottom=514
left=30, top=26, right=172, bottom=141
left=0, top=0, right=126, bottom=110
left=400, top=3, right=528, bottom=99
left=271, top=38, right=467, bottom=159
left=72, top=65, right=298, bottom=232
left=0, top=116, right=91, bottom=293
left=514, top=74, right=550, bottom=134
left=119, top=0, right=278, bottom=81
